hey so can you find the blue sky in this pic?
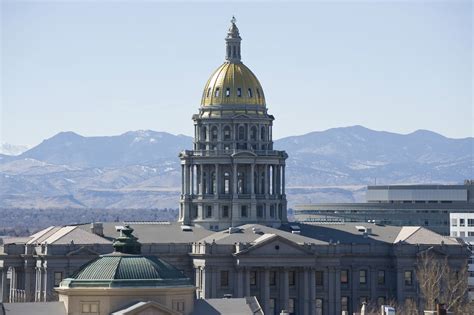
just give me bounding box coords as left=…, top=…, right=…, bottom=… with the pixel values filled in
left=1, top=0, right=472, bottom=146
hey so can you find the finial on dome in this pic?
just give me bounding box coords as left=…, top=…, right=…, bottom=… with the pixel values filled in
left=112, top=225, right=141, bottom=254
left=225, top=17, right=241, bottom=63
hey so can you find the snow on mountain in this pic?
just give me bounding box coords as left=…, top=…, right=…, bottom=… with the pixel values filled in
left=0, top=143, right=30, bottom=156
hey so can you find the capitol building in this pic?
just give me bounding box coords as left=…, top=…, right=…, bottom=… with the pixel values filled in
left=0, top=19, right=469, bottom=315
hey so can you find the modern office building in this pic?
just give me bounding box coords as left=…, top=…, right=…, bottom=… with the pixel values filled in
left=294, top=181, right=474, bottom=235
left=450, top=212, right=474, bottom=301
left=0, top=19, right=470, bottom=315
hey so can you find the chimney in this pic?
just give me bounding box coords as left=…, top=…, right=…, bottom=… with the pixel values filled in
left=90, top=222, right=104, bottom=236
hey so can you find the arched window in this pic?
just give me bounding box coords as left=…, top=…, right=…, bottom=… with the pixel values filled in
left=226, top=88, right=230, bottom=97
left=256, top=88, right=261, bottom=98
left=254, top=171, right=258, bottom=194
left=201, top=126, right=207, bottom=141
left=223, top=126, right=231, bottom=141
left=248, top=88, right=253, bottom=98
left=237, top=88, right=242, bottom=97
left=238, top=126, right=245, bottom=140
left=211, top=126, right=218, bottom=141
left=250, top=126, right=257, bottom=141
left=261, top=126, right=266, bottom=141
left=238, top=172, right=245, bottom=194
left=224, top=172, right=230, bottom=194
left=215, top=88, right=220, bottom=97
left=207, top=88, right=211, bottom=98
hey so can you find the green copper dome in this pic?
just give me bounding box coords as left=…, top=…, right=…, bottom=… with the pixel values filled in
left=60, top=226, right=192, bottom=288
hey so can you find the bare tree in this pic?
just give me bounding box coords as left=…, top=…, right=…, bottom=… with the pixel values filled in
left=416, top=250, right=470, bottom=314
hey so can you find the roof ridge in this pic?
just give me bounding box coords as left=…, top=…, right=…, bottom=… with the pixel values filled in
left=113, top=255, right=122, bottom=280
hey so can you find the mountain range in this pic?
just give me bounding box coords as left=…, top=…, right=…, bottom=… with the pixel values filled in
left=0, top=126, right=472, bottom=209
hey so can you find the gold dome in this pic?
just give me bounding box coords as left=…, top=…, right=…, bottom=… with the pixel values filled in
left=201, top=62, right=266, bottom=107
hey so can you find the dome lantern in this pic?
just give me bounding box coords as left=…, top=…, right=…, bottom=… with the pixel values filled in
left=225, top=16, right=242, bottom=63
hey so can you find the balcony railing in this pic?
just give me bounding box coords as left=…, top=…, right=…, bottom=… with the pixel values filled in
left=182, top=149, right=283, bottom=157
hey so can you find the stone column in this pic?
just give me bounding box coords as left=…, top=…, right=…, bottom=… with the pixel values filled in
left=236, top=268, right=244, bottom=298
left=191, top=165, right=195, bottom=195
left=264, top=165, right=269, bottom=195
left=9, top=267, right=16, bottom=303
left=250, top=164, right=255, bottom=196
left=244, top=268, right=251, bottom=297
left=276, top=165, right=281, bottom=195
left=282, top=165, right=286, bottom=195
left=42, top=266, right=48, bottom=302
left=272, top=165, right=277, bottom=195
left=0, top=268, right=7, bottom=303
left=199, top=164, right=204, bottom=195
left=309, top=268, right=316, bottom=315
left=261, top=268, right=270, bottom=314
left=214, top=164, right=219, bottom=197
left=280, top=268, right=289, bottom=311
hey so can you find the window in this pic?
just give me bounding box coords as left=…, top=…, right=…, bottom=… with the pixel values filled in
left=248, top=88, right=253, bottom=97
left=224, top=172, right=230, bottom=194
left=238, top=126, right=245, bottom=140
left=250, top=126, right=257, bottom=141
left=468, top=231, right=474, bottom=236
left=206, top=206, right=212, bottom=218
left=460, top=218, right=465, bottom=226
left=315, top=298, right=323, bottom=315
left=225, top=87, right=230, bottom=97
left=220, top=270, right=229, bottom=287
left=257, top=205, right=263, bottom=218
left=211, top=127, right=218, bottom=141
left=207, top=88, right=211, bottom=97
left=261, top=126, right=266, bottom=141
left=377, top=296, right=386, bottom=306
left=315, top=271, right=323, bottom=286
left=451, top=218, right=458, bottom=226
left=81, top=303, right=99, bottom=314
left=270, top=205, right=275, bottom=218
left=222, top=206, right=229, bottom=218
left=377, top=270, right=385, bottom=285
left=172, top=300, right=185, bottom=312
left=404, top=270, right=413, bottom=286
left=359, top=270, right=367, bottom=284
left=256, top=88, right=261, bottom=98
left=288, top=298, right=295, bottom=315
left=214, top=87, right=220, bottom=97
left=341, top=297, right=349, bottom=312
left=341, top=270, right=349, bottom=284
left=270, top=271, right=277, bottom=286
left=237, top=88, right=242, bottom=97
left=241, top=205, right=248, bottom=218
left=468, top=219, right=474, bottom=227
left=289, top=271, right=296, bottom=286
left=223, top=126, right=231, bottom=141
left=54, top=271, right=63, bottom=287
left=250, top=271, right=257, bottom=286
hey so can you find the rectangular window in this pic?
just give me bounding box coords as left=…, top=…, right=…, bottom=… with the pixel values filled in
left=404, top=270, right=413, bottom=286
left=222, top=206, right=229, bottom=218
left=270, top=205, right=275, bottom=218
left=468, top=219, right=474, bottom=227
left=250, top=271, right=257, bottom=286
left=460, top=218, right=465, bottom=226
left=315, top=298, right=323, bottom=315
left=377, top=270, right=385, bottom=285
left=206, top=206, right=212, bottom=218
left=241, top=205, right=248, bottom=218
left=220, top=270, right=229, bottom=287
left=341, top=270, right=349, bottom=284
left=315, top=271, right=324, bottom=286
left=288, top=298, right=295, bottom=315
left=54, top=271, right=63, bottom=287
left=289, top=270, right=296, bottom=286
left=460, top=231, right=466, bottom=237
left=257, top=205, right=263, bottom=218
left=359, top=270, right=367, bottom=285
left=172, top=300, right=185, bottom=312
left=451, top=218, right=457, bottom=226
left=237, top=88, right=242, bottom=97
left=270, top=271, right=277, bottom=286
left=81, top=303, right=99, bottom=314
left=341, top=296, right=349, bottom=312
left=469, top=231, right=474, bottom=237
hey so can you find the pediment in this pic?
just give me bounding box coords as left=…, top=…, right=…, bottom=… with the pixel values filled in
left=66, top=246, right=100, bottom=257
left=112, top=301, right=180, bottom=315
left=236, top=234, right=312, bottom=257
left=232, top=114, right=252, bottom=119
left=231, top=151, right=257, bottom=158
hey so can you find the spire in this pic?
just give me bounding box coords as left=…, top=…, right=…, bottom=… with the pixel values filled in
left=225, top=16, right=241, bottom=63
left=112, top=225, right=141, bottom=254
